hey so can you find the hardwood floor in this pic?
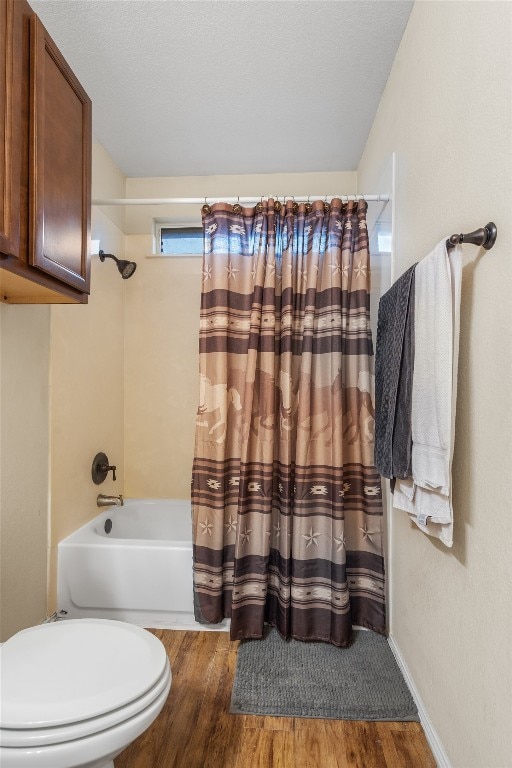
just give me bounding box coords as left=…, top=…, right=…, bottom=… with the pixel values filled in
left=115, top=630, right=436, bottom=768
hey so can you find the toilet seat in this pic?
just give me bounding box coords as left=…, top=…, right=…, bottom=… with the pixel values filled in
left=0, top=619, right=170, bottom=749
left=0, top=660, right=171, bottom=748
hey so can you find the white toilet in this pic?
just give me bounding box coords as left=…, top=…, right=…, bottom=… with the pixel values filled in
left=0, top=618, right=172, bottom=768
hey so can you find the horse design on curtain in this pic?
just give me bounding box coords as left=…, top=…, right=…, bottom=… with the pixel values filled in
left=192, top=198, right=385, bottom=647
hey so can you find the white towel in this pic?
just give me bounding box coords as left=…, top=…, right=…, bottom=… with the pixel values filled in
left=393, top=239, right=462, bottom=547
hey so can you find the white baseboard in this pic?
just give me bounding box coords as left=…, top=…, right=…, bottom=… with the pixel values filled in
left=387, top=635, right=451, bottom=768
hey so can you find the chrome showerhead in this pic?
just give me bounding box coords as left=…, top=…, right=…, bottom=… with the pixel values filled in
left=98, top=250, right=137, bottom=279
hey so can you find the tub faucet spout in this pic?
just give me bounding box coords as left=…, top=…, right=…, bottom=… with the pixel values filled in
left=97, top=494, right=124, bottom=507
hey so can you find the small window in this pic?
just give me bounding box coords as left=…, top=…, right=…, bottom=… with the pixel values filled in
left=159, top=226, right=203, bottom=256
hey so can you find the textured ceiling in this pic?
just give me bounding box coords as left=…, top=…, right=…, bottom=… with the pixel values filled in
left=31, top=0, right=413, bottom=178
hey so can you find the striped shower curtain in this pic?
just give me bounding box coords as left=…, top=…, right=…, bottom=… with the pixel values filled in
left=191, top=198, right=385, bottom=647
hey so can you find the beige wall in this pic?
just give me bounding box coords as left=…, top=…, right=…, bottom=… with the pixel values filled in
left=123, top=172, right=357, bottom=498
left=0, top=305, right=50, bottom=640
left=47, top=144, right=126, bottom=612
left=358, top=3, right=512, bottom=767
left=92, top=139, right=126, bottom=233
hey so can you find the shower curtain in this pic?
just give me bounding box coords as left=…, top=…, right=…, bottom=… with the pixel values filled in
left=191, top=198, right=385, bottom=647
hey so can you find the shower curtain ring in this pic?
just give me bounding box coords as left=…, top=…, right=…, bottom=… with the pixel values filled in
left=233, top=196, right=242, bottom=214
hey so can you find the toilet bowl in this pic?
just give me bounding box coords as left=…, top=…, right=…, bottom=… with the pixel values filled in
left=0, top=619, right=172, bottom=768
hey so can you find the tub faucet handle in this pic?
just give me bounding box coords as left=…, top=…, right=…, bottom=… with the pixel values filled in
left=98, top=462, right=116, bottom=481
left=92, top=453, right=117, bottom=484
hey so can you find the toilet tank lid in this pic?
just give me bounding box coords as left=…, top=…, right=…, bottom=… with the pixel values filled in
left=0, top=619, right=169, bottom=729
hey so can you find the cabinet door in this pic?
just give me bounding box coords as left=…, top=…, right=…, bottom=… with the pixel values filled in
left=0, top=0, right=22, bottom=258
left=29, top=16, right=91, bottom=293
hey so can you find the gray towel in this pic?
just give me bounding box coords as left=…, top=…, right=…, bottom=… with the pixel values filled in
left=374, top=264, right=416, bottom=480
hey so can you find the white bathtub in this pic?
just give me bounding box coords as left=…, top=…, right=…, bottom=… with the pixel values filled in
left=57, top=498, right=228, bottom=631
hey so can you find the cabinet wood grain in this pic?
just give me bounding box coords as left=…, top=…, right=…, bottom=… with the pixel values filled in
left=0, top=0, right=22, bottom=258
left=29, top=15, right=91, bottom=293
left=0, top=0, right=91, bottom=303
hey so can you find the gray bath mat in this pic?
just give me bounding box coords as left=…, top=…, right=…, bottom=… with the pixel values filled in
left=230, top=628, right=419, bottom=721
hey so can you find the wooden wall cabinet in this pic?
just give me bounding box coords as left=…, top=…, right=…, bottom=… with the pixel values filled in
left=0, top=0, right=21, bottom=260
left=0, top=0, right=91, bottom=304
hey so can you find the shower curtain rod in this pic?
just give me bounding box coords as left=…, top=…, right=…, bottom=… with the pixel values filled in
left=91, top=194, right=390, bottom=206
